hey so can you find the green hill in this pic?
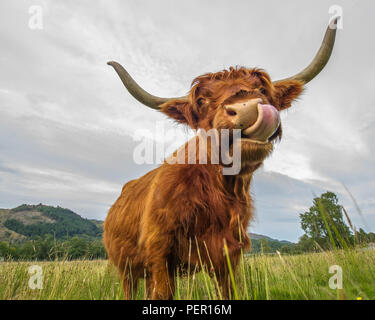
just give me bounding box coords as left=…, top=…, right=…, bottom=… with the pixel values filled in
left=0, top=204, right=102, bottom=243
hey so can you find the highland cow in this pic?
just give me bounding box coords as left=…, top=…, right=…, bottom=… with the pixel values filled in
left=104, top=20, right=338, bottom=299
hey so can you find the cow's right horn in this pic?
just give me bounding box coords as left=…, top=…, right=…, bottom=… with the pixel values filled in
left=107, top=61, right=187, bottom=110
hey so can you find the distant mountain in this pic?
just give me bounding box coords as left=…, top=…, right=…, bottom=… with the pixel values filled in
left=0, top=204, right=102, bottom=243
left=249, top=232, right=291, bottom=243
left=248, top=233, right=293, bottom=253
left=0, top=204, right=294, bottom=252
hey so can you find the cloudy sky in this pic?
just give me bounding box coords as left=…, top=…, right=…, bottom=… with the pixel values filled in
left=0, top=0, right=374, bottom=242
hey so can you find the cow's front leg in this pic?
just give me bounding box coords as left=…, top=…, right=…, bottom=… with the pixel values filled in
left=216, top=268, right=231, bottom=299
left=149, top=262, right=175, bottom=300
left=141, top=210, right=176, bottom=300
left=147, top=240, right=175, bottom=299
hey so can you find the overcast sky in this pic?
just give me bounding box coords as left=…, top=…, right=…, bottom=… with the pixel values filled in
left=0, top=0, right=374, bottom=242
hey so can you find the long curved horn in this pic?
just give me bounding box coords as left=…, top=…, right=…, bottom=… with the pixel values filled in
left=275, top=18, right=339, bottom=84
left=107, top=61, right=187, bottom=109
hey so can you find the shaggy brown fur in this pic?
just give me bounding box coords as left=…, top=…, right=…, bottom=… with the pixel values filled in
left=103, top=67, right=304, bottom=299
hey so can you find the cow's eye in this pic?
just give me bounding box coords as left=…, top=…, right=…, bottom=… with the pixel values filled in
left=197, top=98, right=205, bottom=107
left=259, top=88, right=266, bottom=95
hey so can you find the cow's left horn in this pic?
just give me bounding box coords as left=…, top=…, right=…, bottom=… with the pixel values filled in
left=274, top=17, right=340, bottom=84
left=107, top=61, right=187, bottom=109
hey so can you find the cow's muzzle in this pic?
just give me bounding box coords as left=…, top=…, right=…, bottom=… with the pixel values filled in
left=224, top=99, right=280, bottom=143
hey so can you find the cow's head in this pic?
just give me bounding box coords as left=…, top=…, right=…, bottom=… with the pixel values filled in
left=108, top=21, right=338, bottom=174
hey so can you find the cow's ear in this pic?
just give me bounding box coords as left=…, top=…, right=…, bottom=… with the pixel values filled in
left=273, top=80, right=304, bottom=110
left=160, top=99, right=198, bottom=128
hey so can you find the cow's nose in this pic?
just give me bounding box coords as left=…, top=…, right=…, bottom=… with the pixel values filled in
left=224, top=98, right=263, bottom=129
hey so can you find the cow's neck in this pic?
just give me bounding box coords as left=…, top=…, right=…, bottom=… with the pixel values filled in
left=222, top=170, right=254, bottom=201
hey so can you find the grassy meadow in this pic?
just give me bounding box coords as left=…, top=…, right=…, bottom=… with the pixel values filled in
left=0, top=248, right=374, bottom=300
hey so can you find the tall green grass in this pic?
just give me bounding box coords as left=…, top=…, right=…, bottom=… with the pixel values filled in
left=1, top=248, right=374, bottom=300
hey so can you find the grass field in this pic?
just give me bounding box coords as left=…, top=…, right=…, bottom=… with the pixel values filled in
left=0, top=248, right=374, bottom=300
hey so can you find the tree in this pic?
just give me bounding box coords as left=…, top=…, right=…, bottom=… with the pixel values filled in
left=66, top=237, right=88, bottom=259
left=260, top=238, right=271, bottom=254
left=357, top=228, right=375, bottom=245
left=297, top=234, right=317, bottom=252
left=299, top=192, right=352, bottom=249
left=34, top=235, right=54, bottom=260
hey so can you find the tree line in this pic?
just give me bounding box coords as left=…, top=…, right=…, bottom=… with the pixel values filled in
left=0, top=235, right=106, bottom=261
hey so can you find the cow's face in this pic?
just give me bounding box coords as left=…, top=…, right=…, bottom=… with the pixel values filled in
left=161, top=67, right=304, bottom=169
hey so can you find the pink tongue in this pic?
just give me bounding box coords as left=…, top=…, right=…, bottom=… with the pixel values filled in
left=242, top=104, right=280, bottom=142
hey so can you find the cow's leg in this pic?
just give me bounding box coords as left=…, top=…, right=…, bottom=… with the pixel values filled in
left=149, top=264, right=175, bottom=300
left=145, top=234, right=176, bottom=299
left=217, top=258, right=239, bottom=299
left=216, top=269, right=231, bottom=299
left=140, top=206, right=177, bottom=300
left=119, top=258, right=140, bottom=299
left=122, top=276, right=139, bottom=299
left=141, top=269, right=153, bottom=299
